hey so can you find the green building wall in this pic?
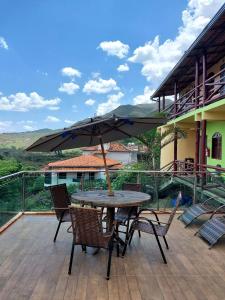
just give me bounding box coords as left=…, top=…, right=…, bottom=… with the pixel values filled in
left=207, top=121, right=225, bottom=168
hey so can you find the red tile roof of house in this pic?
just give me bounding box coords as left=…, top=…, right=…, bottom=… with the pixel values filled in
left=47, top=155, right=122, bottom=169
left=81, top=142, right=130, bottom=152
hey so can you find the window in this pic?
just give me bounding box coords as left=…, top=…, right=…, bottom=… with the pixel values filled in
left=77, top=172, right=83, bottom=181
left=45, top=173, right=52, bottom=184
left=89, top=172, right=95, bottom=181
left=212, top=132, right=222, bottom=160
left=58, top=172, right=67, bottom=179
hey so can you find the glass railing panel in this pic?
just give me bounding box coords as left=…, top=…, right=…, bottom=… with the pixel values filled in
left=23, top=172, right=52, bottom=211
left=0, top=173, right=23, bottom=227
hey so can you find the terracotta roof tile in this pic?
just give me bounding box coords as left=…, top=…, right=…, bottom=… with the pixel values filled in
left=81, top=142, right=130, bottom=152
left=47, top=155, right=122, bottom=168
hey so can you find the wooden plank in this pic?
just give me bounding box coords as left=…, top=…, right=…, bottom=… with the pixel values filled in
left=1, top=215, right=225, bottom=300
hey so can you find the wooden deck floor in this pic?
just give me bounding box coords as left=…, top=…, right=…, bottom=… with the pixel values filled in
left=1, top=215, right=225, bottom=300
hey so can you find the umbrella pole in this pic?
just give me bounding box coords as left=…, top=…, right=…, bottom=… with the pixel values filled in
left=99, top=137, right=114, bottom=196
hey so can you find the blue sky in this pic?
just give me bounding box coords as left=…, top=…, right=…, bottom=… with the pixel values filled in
left=0, top=0, right=223, bottom=132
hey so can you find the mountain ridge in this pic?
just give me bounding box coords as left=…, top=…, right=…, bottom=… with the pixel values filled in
left=0, top=101, right=170, bottom=149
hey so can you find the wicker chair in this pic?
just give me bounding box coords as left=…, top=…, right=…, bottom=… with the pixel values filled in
left=122, top=192, right=182, bottom=263
left=68, top=206, right=114, bottom=279
left=49, top=184, right=71, bottom=242
left=114, top=183, right=142, bottom=255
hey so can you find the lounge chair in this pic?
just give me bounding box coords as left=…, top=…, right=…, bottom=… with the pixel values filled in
left=49, top=184, right=71, bottom=242
left=195, top=204, right=225, bottom=248
left=122, top=192, right=182, bottom=263
left=178, top=196, right=224, bottom=227
left=68, top=206, right=114, bottom=279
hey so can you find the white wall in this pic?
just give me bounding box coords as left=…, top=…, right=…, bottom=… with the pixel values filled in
left=107, top=152, right=137, bottom=164
left=44, top=170, right=105, bottom=187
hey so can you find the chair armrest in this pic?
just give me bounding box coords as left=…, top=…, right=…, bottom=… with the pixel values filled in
left=210, top=204, right=225, bottom=219
left=104, top=225, right=115, bottom=238
left=133, top=216, right=168, bottom=226
left=138, top=208, right=160, bottom=223
left=51, top=207, right=69, bottom=210
left=202, top=196, right=221, bottom=205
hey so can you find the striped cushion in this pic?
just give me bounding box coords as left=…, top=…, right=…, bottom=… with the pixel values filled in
left=198, top=216, right=225, bottom=246
left=180, top=204, right=215, bottom=225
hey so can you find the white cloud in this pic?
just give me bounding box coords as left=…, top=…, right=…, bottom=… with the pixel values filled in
left=48, top=106, right=60, bottom=110
left=61, top=67, right=81, bottom=78
left=96, top=92, right=124, bottom=115
left=23, top=125, right=36, bottom=131
left=65, top=119, right=76, bottom=125
left=129, top=0, right=224, bottom=87
left=133, top=87, right=155, bottom=105
left=91, top=72, right=101, bottom=78
left=58, top=82, right=80, bottom=95
left=117, top=63, right=130, bottom=72
left=98, top=40, right=129, bottom=59
left=0, top=37, right=8, bottom=50
left=85, top=99, right=95, bottom=106
left=83, top=78, right=119, bottom=94
left=0, top=121, right=12, bottom=133
left=45, top=116, right=60, bottom=123
left=0, top=92, right=60, bottom=112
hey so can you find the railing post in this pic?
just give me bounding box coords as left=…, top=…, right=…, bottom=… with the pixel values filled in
left=162, top=95, right=165, bottom=110
left=21, top=173, right=25, bottom=212
left=173, top=129, right=178, bottom=172
left=200, top=120, right=207, bottom=186
left=195, top=57, right=199, bottom=108
left=193, top=174, right=197, bottom=205
left=202, top=52, right=207, bottom=105
left=158, top=96, right=161, bottom=112
left=174, top=81, right=177, bottom=115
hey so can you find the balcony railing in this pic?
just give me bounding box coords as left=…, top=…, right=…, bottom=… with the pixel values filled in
left=164, top=67, right=225, bottom=119
left=0, top=169, right=207, bottom=229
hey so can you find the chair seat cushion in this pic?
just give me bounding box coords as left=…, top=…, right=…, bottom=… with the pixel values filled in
left=133, top=221, right=167, bottom=236
left=115, top=207, right=137, bottom=224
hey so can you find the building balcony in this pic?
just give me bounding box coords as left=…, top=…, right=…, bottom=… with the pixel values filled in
left=162, top=66, right=225, bottom=120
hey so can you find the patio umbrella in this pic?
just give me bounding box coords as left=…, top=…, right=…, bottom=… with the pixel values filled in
left=26, top=115, right=166, bottom=195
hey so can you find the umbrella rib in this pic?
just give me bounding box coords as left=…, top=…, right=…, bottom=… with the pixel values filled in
left=50, top=132, right=96, bottom=151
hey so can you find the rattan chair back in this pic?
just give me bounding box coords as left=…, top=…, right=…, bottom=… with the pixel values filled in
left=49, top=184, right=71, bottom=220
left=69, top=206, right=109, bottom=249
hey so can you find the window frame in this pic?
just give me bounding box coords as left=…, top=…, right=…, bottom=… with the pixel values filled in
left=58, top=172, right=67, bottom=180
left=211, top=132, right=222, bottom=160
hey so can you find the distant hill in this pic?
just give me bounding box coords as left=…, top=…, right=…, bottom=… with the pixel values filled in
left=0, top=101, right=171, bottom=149
left=105, top=103, right=158, bottom=117
left=0, top=128, right=56, bottom=149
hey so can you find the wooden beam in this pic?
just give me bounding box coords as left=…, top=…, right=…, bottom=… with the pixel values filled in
left=174, top=130, right=178, bottom=172
left=202, top=112, right=225, bottom=121
left=202, top=52, right=207, bottom=104
left=158, top=96, right=161, bottom=112
left=174, top=82, right=177, bottom=114
left=195, top=57, right=199, bottom=108
left=200, top=120, right=207, bottom=170
left=195, top=121, right=200, bottom=172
